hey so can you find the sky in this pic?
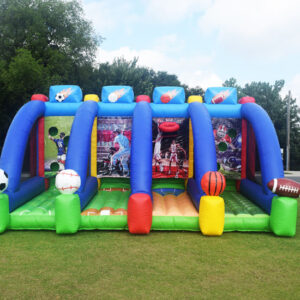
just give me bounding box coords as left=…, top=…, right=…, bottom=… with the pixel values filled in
left=82, top=0, right=300, bottom=105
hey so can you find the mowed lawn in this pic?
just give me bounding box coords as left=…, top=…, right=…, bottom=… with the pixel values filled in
left=1, top=204, right=300, bottom=299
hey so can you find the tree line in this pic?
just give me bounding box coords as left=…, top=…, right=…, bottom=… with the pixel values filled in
left=0, top=0, right=299, bottom=169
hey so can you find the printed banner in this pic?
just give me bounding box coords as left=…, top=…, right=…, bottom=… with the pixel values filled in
left=212, top=118, right=242, bottom=179
left=97, top=117, right=132, bottom=178
left=44, top=116, right=73, bottom=173
left=152, top=118, right=189, bottom=178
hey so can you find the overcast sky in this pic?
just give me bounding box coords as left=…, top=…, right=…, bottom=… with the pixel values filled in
left=82, top=0, right=300, bottom=105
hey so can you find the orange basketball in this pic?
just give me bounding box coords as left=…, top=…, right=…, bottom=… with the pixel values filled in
left=81, top=208, right=99, bottom=216
left=201, top=171, right=226, bottom=196
left=113, top=208, right=127, bottom=216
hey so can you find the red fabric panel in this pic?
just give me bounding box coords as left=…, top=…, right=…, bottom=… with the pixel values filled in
left=241, top=119, right=247, bottom=179
left=128, top=193, right=152, bottom=234
left=247, top=123, right=256, bottom=180
left=38, top=117, right=45, bottom=177
left=29, top=123, right=37, bottom=177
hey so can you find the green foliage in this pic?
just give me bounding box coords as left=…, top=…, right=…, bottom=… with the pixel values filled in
left=223, top=78, right=300, bottom=170
left=0, top=0, right=101, bottom=146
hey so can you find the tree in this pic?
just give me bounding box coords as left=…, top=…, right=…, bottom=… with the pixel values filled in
left=0, top=0, right=101, bottom=147
left=223, top=78, right=300, bottom=170
left=94, top=57, right=184, bottom=98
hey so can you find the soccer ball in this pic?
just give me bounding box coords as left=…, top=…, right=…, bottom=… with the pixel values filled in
left=55, top=92, right=65, bottom=102
left=0, top=169, right=8, bottom=193
left=55, top=169, right=81, bottom=194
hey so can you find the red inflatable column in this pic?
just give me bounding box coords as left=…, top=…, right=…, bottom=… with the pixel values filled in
left=128, top=193, right=152, bottom=234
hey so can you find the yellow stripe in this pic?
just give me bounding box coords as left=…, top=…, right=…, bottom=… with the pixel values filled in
left=188, top=119, right=194, bottom=178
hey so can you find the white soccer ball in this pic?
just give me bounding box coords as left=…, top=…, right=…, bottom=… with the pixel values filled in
left=108, top=92, right=118, bottom=103
left=0, top=169, right=8, bottom=193
left=55, top=92, right=65, bottom=102
left=55, top=169, right=81, bottom=194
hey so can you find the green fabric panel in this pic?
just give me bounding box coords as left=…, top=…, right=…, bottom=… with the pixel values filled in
left=223, top=179, right=237, bottom=192
left=85, top=190, right=130, bottom=210
left=10, top=215, right=55, bottom=230
left=11, top=183, right=59, bottom=216
left=151, top=216, right=199, bottom=231
left=80, top=215, right=128, bottom=230
left=152, top=178, right=185, bottom=190
left=100, top=178, right=130, bottom=189
left=223, top=191, right=266, bottom=215
left=224, top=214, right=270, bottom=232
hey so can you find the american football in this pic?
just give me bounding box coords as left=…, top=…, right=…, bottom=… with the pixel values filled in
left=267, top=178, right=300, bottom=198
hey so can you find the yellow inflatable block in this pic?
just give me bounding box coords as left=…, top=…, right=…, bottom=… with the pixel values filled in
left=187, top=95, right=203, bottom=103
left=199, top=196, right=225, bottom=236
left=84, top=94, right=100, bottom=102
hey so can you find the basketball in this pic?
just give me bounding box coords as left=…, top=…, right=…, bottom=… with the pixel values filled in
left=201, top=171, right=226, bottom=196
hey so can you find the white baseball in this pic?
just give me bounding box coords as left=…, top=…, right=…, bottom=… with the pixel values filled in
left=55, top=169, right=81, bottom=194
left=108, top=92, right=118, bottom=103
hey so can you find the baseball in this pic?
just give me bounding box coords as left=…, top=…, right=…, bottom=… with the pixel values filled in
left=108, top=92, right=118, bottom=103
left=55, top=169, right=81, bottom=194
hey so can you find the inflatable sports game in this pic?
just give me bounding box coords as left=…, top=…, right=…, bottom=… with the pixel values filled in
left=0, top=85, right=299, bottom=236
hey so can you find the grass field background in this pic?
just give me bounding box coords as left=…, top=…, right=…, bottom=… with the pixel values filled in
left=0, top=201, right=300, bottom=299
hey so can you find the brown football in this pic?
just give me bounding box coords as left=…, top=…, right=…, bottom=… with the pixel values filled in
left=267, top=178, right=300, bottom=198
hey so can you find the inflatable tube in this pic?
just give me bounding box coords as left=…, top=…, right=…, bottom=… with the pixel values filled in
left=188, top=102, right=217, bottom=203
left=241, top=103, right=284, bottom=193
left=5, top=177, right=45, bottom=212
left=240, top=179, right=275, bottom=214
left=65, top=101, right=98, bottom=193
left=130, top=102, right=152, bottom=195
left=0, top=101, right=45, bottom=192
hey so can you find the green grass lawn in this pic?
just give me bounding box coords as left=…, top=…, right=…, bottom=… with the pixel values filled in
left=1, top=202, right=300, bottom=299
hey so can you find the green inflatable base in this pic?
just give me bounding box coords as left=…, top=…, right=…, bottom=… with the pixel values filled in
left=2, top=178, right=297, bottom=236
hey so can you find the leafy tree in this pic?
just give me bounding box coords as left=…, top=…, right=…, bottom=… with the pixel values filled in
left=0, top=0, right=101, bottom=147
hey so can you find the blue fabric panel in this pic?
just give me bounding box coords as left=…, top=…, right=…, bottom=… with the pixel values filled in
left=205, top=87, right=237, bottom=104
left=152, top=188, right=184, bottom=196
left=98, top=103, right=136, bottom=116
left=101, top=86, right=134, bottom=103
left=65, top=101, right=98, bottom=191
left=0, top=101, right=45, bottom=192
left=153, top=86, right=185, bottom=104
left=205, top=104, right=242, bottom=118
left=151, top=103, right=189, bottom=118
left=49, top=85, right=82, bottom=103
left=130, top=102, right=152, bottom=196
left=5, top=177, right=45, bottom=212
left=189, top=102, right=217, bottom=192
left=76, top=176, right=98, bottom=210
left=187, top=178, right=203, bottom=210
left=240, top=179, right=275, bottom=214
left=241, top=103, right=284, bottom=193
left=45, top=103, right=81, bottom=116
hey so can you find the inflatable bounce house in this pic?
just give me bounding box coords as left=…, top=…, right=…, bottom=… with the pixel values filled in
left=0, top=85, right=299, bottom=236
